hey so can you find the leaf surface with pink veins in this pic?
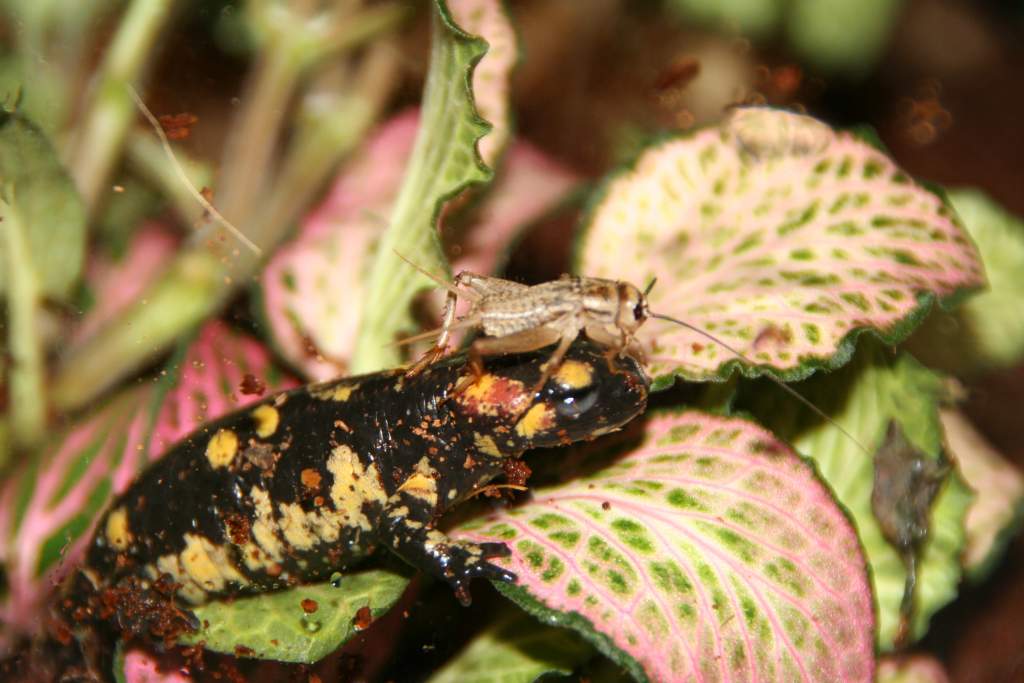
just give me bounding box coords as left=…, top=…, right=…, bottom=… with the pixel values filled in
left=447, top=0, right=516, bottom=166
left=456, top=411, right=874, bottom=682
left=578, top=107, right=985, bottom=386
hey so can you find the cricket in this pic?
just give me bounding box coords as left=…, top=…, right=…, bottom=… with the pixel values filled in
left=396, top=253, right=872, bottom=455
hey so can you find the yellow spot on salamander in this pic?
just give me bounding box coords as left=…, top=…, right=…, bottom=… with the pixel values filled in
left=554, top=360, right=594, bottom=389
left=397, top=473, right=433, bottom=494
left=327, top=445, right=388, bottom=532
left=515, top=403, right=555, bottom=438
left=397, top=457, right=439, bottom=507
left=279, top=502, right=321, bottom=551
left=461, top=374, right=501, bottom=416
left=251, top=404, right=280, bottom=438
left=180, top=533, right=247, bottom=594
left=310, top=381, right=359, bottom=402
left=474, top=433, right=503, bottom=457
left=105, top=506, right=133, bottom=551
left=206, top=429, right=239, bottom=468
left=250, top=486, right=285, bottom=561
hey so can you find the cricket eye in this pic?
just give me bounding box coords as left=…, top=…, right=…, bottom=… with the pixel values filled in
left=554, top=386, right=599, bottom=418
left=633, top=301, right=645, bottom=321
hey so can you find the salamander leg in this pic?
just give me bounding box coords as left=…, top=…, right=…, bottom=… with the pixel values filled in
left=381, top=487, right=515, bottom=605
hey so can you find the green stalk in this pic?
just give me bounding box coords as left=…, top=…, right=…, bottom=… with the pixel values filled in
left=0, top=200, right=45, bottom=447
left=69, top=0, right=176, bottom=212
left=51, top=4, right=405, bottom=412
left=217, top=1, right=407, bottom=256
left=255, top=40, right=400, bottom=245
left=51, top=250, right=223, bottom=411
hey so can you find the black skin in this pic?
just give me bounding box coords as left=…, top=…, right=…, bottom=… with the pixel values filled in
left=74, top=340, right=649, bottom=631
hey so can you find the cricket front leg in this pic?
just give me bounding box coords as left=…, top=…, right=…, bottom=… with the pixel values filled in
left=381, top=488, right=515, bottom=605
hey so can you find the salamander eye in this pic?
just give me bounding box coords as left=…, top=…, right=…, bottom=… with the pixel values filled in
left=554, top=386, right=599, bottom=418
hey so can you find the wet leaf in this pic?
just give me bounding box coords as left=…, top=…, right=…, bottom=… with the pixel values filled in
left=72, top=224, right=180, bottom=345
left=179, top=569, right=409, bottom=664
left=457, top=411, right=874, bottom=682
left=577, top=107, right=984, bottom=388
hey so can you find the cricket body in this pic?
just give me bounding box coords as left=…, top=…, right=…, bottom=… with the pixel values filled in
left=68, top=341, right=648, bottom=639
left=406, top=264, right=651, bottom=393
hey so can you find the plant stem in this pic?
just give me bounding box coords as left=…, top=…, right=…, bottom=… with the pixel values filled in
left=69, top=0, right=176, bottom=212
left=51, top=250, right=223, bottom=411
left=255, top=40, right=400, bottom=246
left=0, top=201, right=45, bottom=448
left=51, top=3, right=405, bottom=412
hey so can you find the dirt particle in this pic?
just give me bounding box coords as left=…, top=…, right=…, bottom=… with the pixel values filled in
left=301, top=468, right=322, bottom=490
left=158, top=112, right=198, bottom=140
left=240, top=373, right=267, bottom=396
left=503, top=458, right=532, bottom=487
left=352, top=605, right=373, bottom=631
left=301, top=598, right=318, bottom=614
left=224, top=512, right=251, bottom=545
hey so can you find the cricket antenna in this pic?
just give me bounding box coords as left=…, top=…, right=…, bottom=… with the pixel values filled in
left=648, top=311, right=872, bottom=457
left=642, top=278, right=658, bottom=297
left=127, top=85, right=262, bottom=257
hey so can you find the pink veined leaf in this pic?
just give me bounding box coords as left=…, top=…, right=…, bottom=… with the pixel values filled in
left=456, top=411, right=874, bottom=683
left=71, top=223, right=179, bottom=345
left=148, top=320, right=299, bottom=460
left=0, top=321, right=295, bottom=650
left=0, top=386, right=155, bottom=649
left=940, top=409, right=1024, bottom=579
left=577, top=106, right=985, bottom=384
left=121, top=648, right=194, bottom=683
left=260, top=111, right=418, bottom=380
left=446, top=0, right=516, bottom=166
left=876, top=654, right=950, bottom=683
left=451, top=141, right=579, bottom=276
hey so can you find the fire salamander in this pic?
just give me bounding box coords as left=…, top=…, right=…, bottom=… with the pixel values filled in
left=68, top=341, right=648, bottom=640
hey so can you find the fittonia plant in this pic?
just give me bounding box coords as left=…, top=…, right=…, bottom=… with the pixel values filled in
left=1, top=0, right=1022, bottom=681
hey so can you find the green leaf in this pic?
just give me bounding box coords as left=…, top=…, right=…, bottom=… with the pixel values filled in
left=350, top=0, right=500, bottom=373
left=907, top=189, right=1024, bottom=374
left=787, top=0, right=903, bottom=75
left=0, top=111, right=85, bottom=300
left=178, top=569, right=409, bottom=664
left=740, top=340, right=972, bottom=649
left=428, top=609, right=591, bottom=683
left=665, top=0, right=783, bottom=38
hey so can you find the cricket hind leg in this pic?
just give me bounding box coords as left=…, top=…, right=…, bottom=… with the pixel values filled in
left=397, top=264, right=486, bottom=376
left=452, top=325, right=564, bottom=394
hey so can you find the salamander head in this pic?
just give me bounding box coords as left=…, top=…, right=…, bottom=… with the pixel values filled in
left=453, top=341, right=649, bottom=455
